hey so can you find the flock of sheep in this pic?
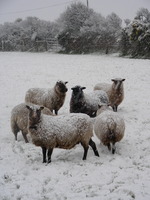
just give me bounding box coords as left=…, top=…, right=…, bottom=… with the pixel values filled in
left=11, top=78, right=125, bottom=163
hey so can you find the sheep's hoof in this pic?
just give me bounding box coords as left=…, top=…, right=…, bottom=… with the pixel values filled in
left=95, top=150, right=100, bottom=157
left=47, top=159, right=51, bottom=164
left=113, top=106, right=118, bottom=112
left=112, top=149, right=116, bottom=154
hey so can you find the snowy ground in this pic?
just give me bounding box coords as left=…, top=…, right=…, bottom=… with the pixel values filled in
left=0, top=52, right=150, bottom=200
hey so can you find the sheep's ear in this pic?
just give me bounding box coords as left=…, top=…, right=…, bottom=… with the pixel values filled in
left=98, top=104, right=102, bottom=109
left=26, top=105, right=31, bottom=110
left=81, top=87, right=86, bottom=90
left=65, top=81, right=68, bottom=84
left=40, top=106, right=44, bottom=110
left=56, top=80, right=61, bottom=84
left=111, top=79, right=115, bottom=82
left=122, top=79, right=125, bottom=82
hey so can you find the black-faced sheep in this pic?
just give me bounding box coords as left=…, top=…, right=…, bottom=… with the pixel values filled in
left=70, top=85, right=109, bottom=117
left=25, top=80, right=68, bottom=115
left=26, top=104, right=99, bottom=163
left=94, top=103, right=125, bottom=154
left=94, top=78, right=125, bottom=112
left=11, top=103, right=54, bottom=143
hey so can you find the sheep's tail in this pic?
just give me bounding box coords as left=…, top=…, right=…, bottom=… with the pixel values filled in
left=108, top=130, right=116, bottom=141
left=11, top=118, right=19, bottom=140
left=107, top=118, right=116, bottom=141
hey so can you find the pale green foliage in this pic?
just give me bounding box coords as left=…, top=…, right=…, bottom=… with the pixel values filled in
left=120, top=8, right=150, bottom=58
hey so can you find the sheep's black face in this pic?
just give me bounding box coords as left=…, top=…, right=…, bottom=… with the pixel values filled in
left=71, top=86, right=86, bottom=104
left=71, top=86, right=86, bottom=95
left=56, top=81, right=68, bottom=93
left=72, top=86, right=81, bottom=95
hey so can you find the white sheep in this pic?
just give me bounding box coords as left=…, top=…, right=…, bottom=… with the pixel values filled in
left=26, top=104, right=99, bottom=163
left=94, top=78, right=125, bottom=112
left=94, top=103, right=125, bottom=154
left=11, top=103, right=54, bottom=143
left=70, top=85, right=109, bottom=117
left=25, top=80, right=68, bottom=115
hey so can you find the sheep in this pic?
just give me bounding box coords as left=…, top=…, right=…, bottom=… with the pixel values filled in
left=25, top=80, right=68, bottom=115
left=11, top=103, right=54, bottom=143
left=94, top=103, right=125, bottom=154
left=70, top=85, right=109, bottom=118
left=94, top=78, right=125, bottom=112
left=26, top=104, right=99, bottom=163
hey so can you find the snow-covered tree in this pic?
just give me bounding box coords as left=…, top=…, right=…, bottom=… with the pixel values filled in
left=0, top=17, right=58, bottom=52
left=57, top=2, right=95, bottom=53
left=103, top=12, right=122, bottom=53
left=80, top=13, right=106, bottom=52
left=57, top=2, right=122, bottom=53
left=0, top=21, right=23, bottom=51
left=135, top=8, right=150, bottom=23
left=119, top=28, right=131, bottom=56
left=124, top=19, right=131, bottom=26
left=120, top=8, right=150, bottom=58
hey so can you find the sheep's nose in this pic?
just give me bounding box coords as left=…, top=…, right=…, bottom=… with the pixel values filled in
left=115, top=82, right=121, bottom=90
left=32, top=112, right=37, bottom=119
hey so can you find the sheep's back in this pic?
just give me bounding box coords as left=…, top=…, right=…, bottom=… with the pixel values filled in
left=85, top=90, right=108, bottom=108
left=11, top=103, right=54, bottom=133
left=94, top=83, right=124, bottom=107
left=94, top=111, right=125, bottom=142
left=32, top=113, right=93, bottom=149
left=25, top=88, right=49, bottom=106
left=11, top=103, right=29, bottom=132
left=94, top=83, right=111, bottom=94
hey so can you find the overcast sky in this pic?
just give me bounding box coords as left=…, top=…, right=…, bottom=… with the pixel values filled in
left=0, top=0, right=150, bottom=24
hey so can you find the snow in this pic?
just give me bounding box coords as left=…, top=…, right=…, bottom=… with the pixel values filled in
left=0, top=52, right=150, bottom=200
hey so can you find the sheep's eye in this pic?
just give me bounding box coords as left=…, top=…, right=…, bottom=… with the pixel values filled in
left=36, top=110, right=40, bottom=114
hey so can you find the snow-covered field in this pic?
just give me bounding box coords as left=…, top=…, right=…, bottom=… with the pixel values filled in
left=0, top=52, right=150, bottom=200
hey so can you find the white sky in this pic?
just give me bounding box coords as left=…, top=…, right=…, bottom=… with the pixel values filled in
left=0, top=0, right=150, bottom=24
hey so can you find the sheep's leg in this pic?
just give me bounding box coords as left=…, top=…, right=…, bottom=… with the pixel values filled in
left=107, top=143, right=111, bottom=151
left=42, top=147, right=47, bottom=163
left=115, top=106, right=118, bottom=112
left=14, top=132, right=18, bottom=141
left=54, top=110, right=58, bottom=115
left=47, top=148, right=53, bottom=163
left=13, top=124, right=19, bottom=141
left=89, top=138, right=99, bottom=157
left=22, top=132, right=29, bottom=143
left=113, top=105, right=117, bottom=112
left=81, top=143, right=89, bottom=160
left=112, top=143, right=116, bottom=154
